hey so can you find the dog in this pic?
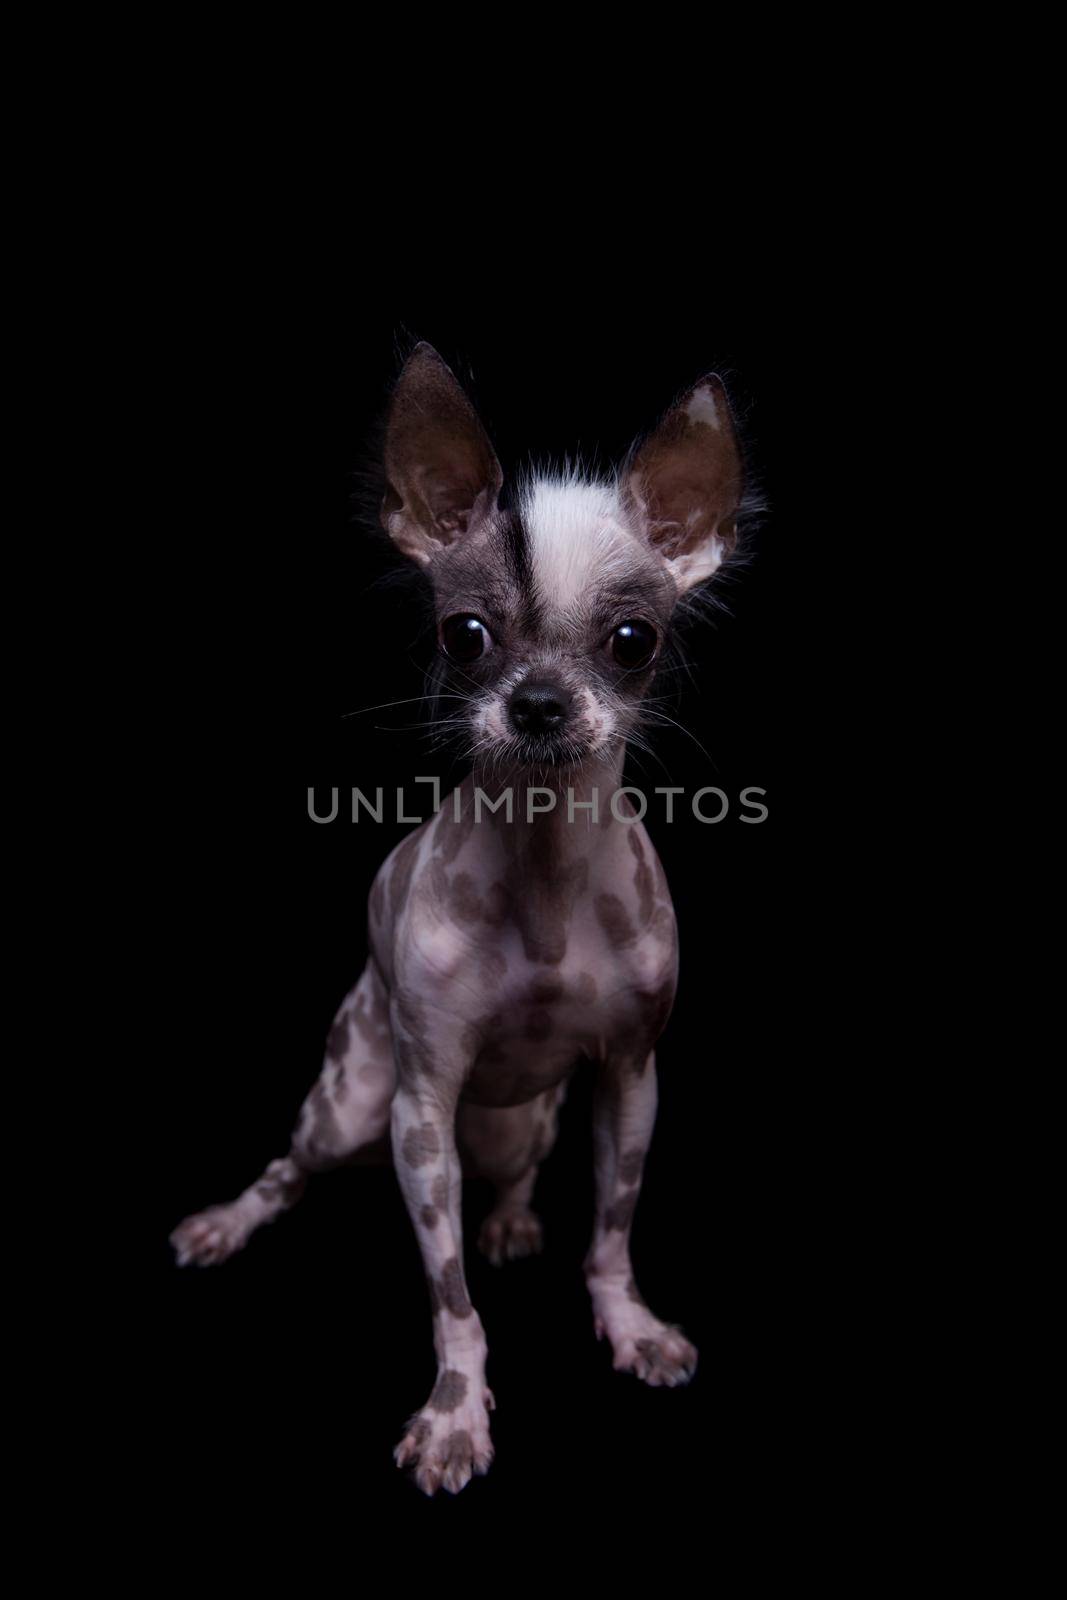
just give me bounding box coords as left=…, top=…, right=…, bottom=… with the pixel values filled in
left=171, top=343, right=746, bottom=1495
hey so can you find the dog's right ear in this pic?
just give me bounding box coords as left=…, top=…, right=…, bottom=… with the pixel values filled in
left=381, top=344, right=503, bottom=565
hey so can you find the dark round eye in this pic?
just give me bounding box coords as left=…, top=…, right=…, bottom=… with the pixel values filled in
left=610, top=619, right=658, bottom=670
left=441, top=614, right=492, bottom=663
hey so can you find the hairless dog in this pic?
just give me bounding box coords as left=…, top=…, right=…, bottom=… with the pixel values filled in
left=171, top=344, right=746, bottom=1495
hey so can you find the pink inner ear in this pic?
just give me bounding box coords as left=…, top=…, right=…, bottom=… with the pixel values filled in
left=643, top=450, right=741, bottom=558
left=630, top=381, right=743, bottom=560
left=419, top=464, right=493, bottom=540
left=646, top=465, right=711, bottom=555
left=382, top=345, right=503, bottom=555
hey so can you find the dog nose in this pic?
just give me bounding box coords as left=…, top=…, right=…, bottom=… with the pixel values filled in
left=509, top=681, right=572, bottom=735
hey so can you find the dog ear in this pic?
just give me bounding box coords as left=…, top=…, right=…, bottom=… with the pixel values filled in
left=623, top=375, right=744, bottom=592
left=381, top=343, right=503, bottom=565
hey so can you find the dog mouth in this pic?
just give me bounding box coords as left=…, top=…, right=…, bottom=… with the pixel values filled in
left=475, top=729, right=589, bottom=772
left=507, top=734, right=584, bottom=769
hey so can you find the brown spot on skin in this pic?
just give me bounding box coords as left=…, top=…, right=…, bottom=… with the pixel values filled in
left=459, top=1021, right=482, bottom=1058
left=450, top=871, right=483, bottom=924
left=439, top=1256, right=473, bottom=1318
left=522, top=926, right=567, bottom=965
left=604, top=1191, right=639, bottom=1231
left=636, top=979, right=675, bottom=1045
left=421, top=1206, right=439, bottom=1229
left=430, top=1175, right=449, bottom=1208
left=464, top=1012, right=505, bottom=1062
left=395, top=994, right=435, bottom=1078
left=575, top=971, right=598, bottom=1004
left=326, top=1015, right=350, bottom=1063
left=402, top=1123, right=441, bottom=1167
left=390, top=831, right=421, bottom=918
left=482, top=882, right=513, bottom=927
left=429, top=1369, right=468, bottom=1412
left=529, top=974, right=564, bottom=1004
left=524, top=1009, right=553, bottom=1041
left=596, top=893, right=637, bottom=949
left=398, top=993, right=427, bottom=1032
left=619, top=1148, right=644, bottom=1185
left=424, top=855, right=449, bottom=906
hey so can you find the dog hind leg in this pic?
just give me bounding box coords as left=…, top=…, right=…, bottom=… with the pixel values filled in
left=460, top=1086, right=564, bottom=1265
left=170, top=959, right=396, bottom=1266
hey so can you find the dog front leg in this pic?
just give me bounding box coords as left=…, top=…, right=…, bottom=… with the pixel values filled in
left=391, top=1079, right=494, bottom=1495
left=584, top=1051, right=698, bottom=1387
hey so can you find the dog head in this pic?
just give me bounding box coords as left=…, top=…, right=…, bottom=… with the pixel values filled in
left=380, top=343, right=744, bottom=770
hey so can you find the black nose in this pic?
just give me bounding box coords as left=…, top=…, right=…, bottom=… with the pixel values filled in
left=509, top=680, right=572, bottom=735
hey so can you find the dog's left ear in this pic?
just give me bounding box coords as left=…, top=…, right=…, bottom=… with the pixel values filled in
left=381, top=343, right=503, bottom=566
left=623, top=375, right=744, bottom=592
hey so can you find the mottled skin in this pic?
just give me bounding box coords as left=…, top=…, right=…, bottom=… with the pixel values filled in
left=383, top=761, right=690, bottom=1489
left=171, top=343, right=746, bottom=1495
left=172, top=770, right=687, bottom=1490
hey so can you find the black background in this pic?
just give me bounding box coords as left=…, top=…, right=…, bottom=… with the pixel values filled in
left=139, top=291, right=843, bottom=1537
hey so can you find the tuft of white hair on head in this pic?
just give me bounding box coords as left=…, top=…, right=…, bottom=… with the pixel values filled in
left=514, top=463, right=642, bottom=619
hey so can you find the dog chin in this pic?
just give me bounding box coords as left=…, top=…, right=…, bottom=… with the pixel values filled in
left=494, top=739, right=588, bottom=771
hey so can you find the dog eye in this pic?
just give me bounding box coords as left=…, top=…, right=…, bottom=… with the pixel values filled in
left=610, top=620, right=658, bottom=670
left=441, top=614, right=492, bottom=663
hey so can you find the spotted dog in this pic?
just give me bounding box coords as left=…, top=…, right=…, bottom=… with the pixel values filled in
left=171, top=344, right=746, bottom=1496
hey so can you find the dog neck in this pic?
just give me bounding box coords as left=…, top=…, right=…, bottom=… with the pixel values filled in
left=470, top=742, right=624, bottom=855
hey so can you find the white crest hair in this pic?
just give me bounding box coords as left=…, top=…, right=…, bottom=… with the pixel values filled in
left=515, top=465, right=643, bottom=618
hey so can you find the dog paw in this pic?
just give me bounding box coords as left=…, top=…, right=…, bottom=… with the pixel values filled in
left=170, top=1205, right=250, bottom=1267
left=394, top=1390, right=494, bottom=1495
left=477, top=1208, right=543, bottom=1266
left=620, top=1326, right=698, bottom=1387
left=590, top=1286, right=698, bottom=1387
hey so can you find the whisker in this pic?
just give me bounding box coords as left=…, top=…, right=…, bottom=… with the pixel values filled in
left=341, top=693, right=467, bottom=720
left=637, top=707, right=719, bottom=769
